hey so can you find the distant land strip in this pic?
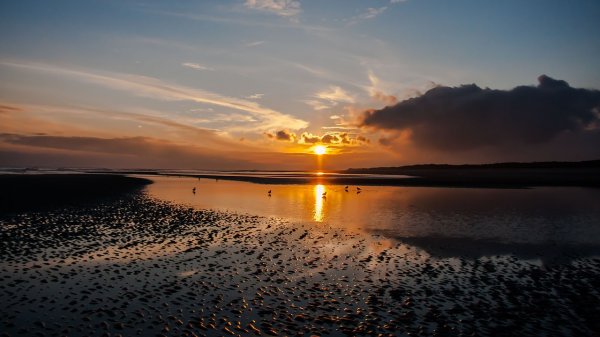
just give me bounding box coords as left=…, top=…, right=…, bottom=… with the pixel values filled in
left=344, top=159, right=600, bottom=171
left=76, top=159, right=600, bottom=188
left=339, top=159, right=600, bottom=188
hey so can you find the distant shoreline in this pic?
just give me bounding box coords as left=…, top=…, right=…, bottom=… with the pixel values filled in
left=123, top=158, right=600, bottom=188
left=338, top=159, right=600, bottom=188
left=2, top=159, right=599, bottom=191
left=344, top=159, right=600, bottom=171
left=173, top=169, right=600, bottom=188
left=92, top=169, right=600, bottom=188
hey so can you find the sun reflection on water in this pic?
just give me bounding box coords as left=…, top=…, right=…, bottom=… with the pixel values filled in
left=314, top=184, right=325, bottom=222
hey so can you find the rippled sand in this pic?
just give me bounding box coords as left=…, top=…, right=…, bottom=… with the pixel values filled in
left=1, top=193, right=599, bottom=337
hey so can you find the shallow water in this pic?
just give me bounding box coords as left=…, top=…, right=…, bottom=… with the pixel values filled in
left=144, top=175, right=600, bottom=247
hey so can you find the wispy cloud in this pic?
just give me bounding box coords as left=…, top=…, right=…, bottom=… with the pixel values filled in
left=245, top=93, right=264, bottom=99
left=189, top=107, right=214, bottom=112
left=367, top=70, right=398, bottom=105
left=302, top=99, right=330, bottom=111
left=347, top=0, right=408, bottom=25
left=1, top=61, right=308, bottom=132
left=360, top=7, right=388, bottom=20
left=244, top=0, right=301, bottom=18
left=181, top=62, right=214, bottom=71
left=0, top=101, right=245, bottom=150
left=304, top=86, right=355, bottom=111
left=0, top=104, right=24, bottom=114
left=245, top=40, right=266, bottom=47
left=315, top=86, right=355, bottom=104
left=347, top=6, right=387, bottom=24
left=321, top=126, right=359, bottom=131
left=150, top=11, right=332, bottom=34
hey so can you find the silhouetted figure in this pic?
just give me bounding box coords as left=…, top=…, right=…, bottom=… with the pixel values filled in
left=268, top=190, right=271, bottom=197
left=322, top=192, right=327, bottom=198
left=344, top=185, right=349, bottom=192
left=192, top=187, right=196, bottom=194
left=356, top=187, right=361, bottom=191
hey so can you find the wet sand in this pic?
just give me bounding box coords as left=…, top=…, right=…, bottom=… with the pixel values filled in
left=1, top=177, right=600, bottom=336
left=0, top=174, right=151, bottom=213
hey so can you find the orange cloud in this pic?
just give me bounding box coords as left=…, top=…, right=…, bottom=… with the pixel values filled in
left=371, top=90, right=397, bottom=105
left=299, top=132, right=320, bottom=144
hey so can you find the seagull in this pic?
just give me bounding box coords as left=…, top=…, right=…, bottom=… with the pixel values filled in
left=268, top=190, right=271, bottom=197
left=356, top=187, right=362, bottom=191
left=344, top=185, right=349, bottom=192
left=322, top=191, right=327, bottom=198
left=192, top=187, right=196, bottom=194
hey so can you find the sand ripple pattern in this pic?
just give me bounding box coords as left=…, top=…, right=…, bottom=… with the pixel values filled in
left=1, top=194, right=599, bottom=336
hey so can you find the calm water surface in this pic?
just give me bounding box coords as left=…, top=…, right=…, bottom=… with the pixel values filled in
left=143, top=175, right=600, bottom=247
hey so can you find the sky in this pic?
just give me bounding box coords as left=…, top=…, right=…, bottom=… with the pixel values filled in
left=1, top=0, right=599, bottom=170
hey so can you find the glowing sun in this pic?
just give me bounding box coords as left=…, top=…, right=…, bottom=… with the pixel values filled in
left=314, top=145, right=327, bottom=155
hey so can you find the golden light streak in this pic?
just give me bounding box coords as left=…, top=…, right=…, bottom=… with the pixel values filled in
left=313, top=184, right=325, bottom=222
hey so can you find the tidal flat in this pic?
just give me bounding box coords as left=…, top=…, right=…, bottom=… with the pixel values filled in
left=1, top=186, right=599, bottom=337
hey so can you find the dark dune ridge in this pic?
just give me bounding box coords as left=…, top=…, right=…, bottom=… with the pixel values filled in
left=342, top=159, right=600, bottom=188
left=0, top=174, right=151, bottom=213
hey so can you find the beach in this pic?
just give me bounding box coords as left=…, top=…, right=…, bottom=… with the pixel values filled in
left=1, top=174, right=600, bottom=337
left=3, top=0, right=600, bottom=335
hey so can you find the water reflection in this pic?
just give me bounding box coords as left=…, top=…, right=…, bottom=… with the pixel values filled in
left=143, top=175, right=600, bottom=247
left=314, top=184, right=325, bottom=222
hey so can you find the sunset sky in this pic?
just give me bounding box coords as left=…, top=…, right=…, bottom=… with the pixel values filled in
left=1, top=0, right=599, bottom=170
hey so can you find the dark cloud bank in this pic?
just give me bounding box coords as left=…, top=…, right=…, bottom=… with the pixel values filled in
left=360, top=75, right=600, bottom=161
